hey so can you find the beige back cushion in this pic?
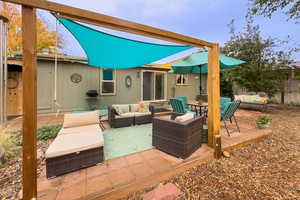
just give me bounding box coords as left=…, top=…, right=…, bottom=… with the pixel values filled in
left=175, top=113, right=194, bottom=122
left=112, top=104, right=130, bottom=114
left=130, top=104, right=139, bottom=112
left=63, top=110, right=99, bottom=128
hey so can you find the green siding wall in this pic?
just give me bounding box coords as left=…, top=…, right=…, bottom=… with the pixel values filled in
left=37, top=61, right=208, bottom=113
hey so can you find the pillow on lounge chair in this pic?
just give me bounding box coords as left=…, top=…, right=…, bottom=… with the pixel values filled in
left=138, top=102, right=149, bottom=113
left=175, top=113, right=194, bottom=122
left=63, top=110, right=99, bottom=128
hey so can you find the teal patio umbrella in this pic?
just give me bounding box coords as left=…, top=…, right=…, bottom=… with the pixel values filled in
left=170, top=51, right=245, bottom=94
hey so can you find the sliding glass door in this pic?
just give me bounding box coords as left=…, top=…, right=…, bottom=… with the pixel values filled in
left=142, top=71, right=166, bottom=101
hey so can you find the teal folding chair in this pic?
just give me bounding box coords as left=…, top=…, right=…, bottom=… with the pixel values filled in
left=169, top=98, right=195, bottom=115
left=221, top=97, right=231, bottom=114
left=221, top=101, right=241, bottom=136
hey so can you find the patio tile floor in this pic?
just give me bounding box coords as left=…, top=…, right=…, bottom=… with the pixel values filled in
left=1, top=110, right=272, bottom=200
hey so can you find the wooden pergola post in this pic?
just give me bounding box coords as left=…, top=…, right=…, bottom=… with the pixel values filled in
left=22, top=6, right=37, bottom=200
left=207, top=44, right=221, bottom=158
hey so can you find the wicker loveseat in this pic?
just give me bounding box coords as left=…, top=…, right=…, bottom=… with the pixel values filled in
left=108, top=103, right=155, bottom=128
left=152, top=114, right=204, bottom=159
left=45, top=110, right=104, bottom=178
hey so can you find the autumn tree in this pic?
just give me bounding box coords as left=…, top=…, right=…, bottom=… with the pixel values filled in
left=250, top=0, right=300, bottom=23
left=0, top=2, right=62, bottom=56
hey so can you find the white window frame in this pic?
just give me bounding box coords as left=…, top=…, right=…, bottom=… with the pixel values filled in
left=100, top=68, right=116, bottom=95
left=176, top=74, right=189, bottom=85
left=141, top=70, right=167, bottom=102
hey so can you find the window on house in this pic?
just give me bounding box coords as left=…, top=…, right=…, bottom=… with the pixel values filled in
left=176, top=74, right=188, bottom=85
left=101, top=69, right=116, bottom=95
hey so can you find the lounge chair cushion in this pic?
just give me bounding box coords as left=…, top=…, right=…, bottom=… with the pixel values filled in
left=175, top=113, right=194, bottom=122
left=112, top=104, right=130, bottom=114
left=45, top=124, right=103, bottom=158
left=63, top=110, right=99, bottom=128
left=115, top=112, right=135, bottom=119
left=234, top=95, right=268, bottom=104
left=134, top=112, right=151, bottom=117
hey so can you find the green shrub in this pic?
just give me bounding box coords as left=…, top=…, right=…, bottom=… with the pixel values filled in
left=257, top=115, right=272, bottom=125
left=0, top=133, right=21, bottom=162
left=37, top=125, right=61, bottom=141
left=292, top=75, right=300, bottom=80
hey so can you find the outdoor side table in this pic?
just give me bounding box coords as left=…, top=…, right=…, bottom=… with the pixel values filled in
left=188, top=102, right=208, bottom=116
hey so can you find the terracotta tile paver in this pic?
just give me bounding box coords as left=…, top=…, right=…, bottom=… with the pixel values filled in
left=56, top=182, right=86, bottom=200
left=61, top=169, right=86, bottom=188
left=128, top=162, right=154, bottom=179
left=86, top=174, right=112, bottom=196
left=38, top=189, right=59, bottom=200
left=107, top=157, right=128, bottom=171
left=87, top=163, right=108, bottom=178
left=108, top=167, right=135, bottom=188
left=146, top=157, right=172, bottom=173
left=140, top=149, right=161, bottom=160
left=125, top=153, right=144, bottom=165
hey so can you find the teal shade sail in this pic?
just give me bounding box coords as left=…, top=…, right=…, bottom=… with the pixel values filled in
left=58, top=17, right=194, bottom=69
left=170, top=51, right=245, bottom=74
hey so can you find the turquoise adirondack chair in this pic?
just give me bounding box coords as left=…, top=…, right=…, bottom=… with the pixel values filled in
left=175, top=96, right=189, bottom=110
left=169, top=98, right=195, bottom=115
left=221, top=101, right=241, bottom=136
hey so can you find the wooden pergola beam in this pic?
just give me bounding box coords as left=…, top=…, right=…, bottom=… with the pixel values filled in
left=1, top=1, right=221, bottom=199
left=22, top=5, right=37, bottom=200
left=3, top=0, right=214, bottom=48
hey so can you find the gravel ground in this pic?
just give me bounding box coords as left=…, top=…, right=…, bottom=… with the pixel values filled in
left=123, top=107, right=300, bottom=200
left=0, top=140, right=50, bottom=200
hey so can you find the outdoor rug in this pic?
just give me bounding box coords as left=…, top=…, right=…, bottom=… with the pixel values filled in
left=103, top=124, right=153, bottom=160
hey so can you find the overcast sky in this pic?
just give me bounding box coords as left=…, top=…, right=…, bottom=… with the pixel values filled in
left=40, top=0, right=300, bottom=61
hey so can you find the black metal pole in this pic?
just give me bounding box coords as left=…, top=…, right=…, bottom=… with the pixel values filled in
left=199, top=65, right=202, bottom=95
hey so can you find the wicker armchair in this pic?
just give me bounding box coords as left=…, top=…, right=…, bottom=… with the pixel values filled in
left=152, top=115, right=204, bottom=159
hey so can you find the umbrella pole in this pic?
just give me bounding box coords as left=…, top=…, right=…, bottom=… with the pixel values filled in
left=199, top=65, right=202, bottom=95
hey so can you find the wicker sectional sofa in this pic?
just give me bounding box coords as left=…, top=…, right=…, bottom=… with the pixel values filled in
left=108, top=103, right=154, bottom=128
left=45, top=111, right=104, bottom=178
left=152, top=114, right=204, bottom=159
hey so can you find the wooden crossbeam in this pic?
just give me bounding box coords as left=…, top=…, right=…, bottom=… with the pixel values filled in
left=3, top=0, right=214, bottom=48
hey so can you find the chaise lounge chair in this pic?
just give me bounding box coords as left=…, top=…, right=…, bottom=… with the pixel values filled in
left=222, top=101, right=241, bottom=136
left=45, top=110, right=104, bottom=178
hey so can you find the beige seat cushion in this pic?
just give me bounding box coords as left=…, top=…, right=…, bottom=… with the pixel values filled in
left=45, top=124, right=103, bottom=158
left=115, top=112, right=135, bottom=119
left=112, top=104, right=130, bottom=114
left=63, top=110, right=99, bottom=128
left=175, top=113, right=194, bottom=122
left=134, top=112, right=151, bottom=117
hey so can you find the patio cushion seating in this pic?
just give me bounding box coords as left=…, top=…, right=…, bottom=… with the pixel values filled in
left=234, top=94, right=268, bottom=111
left=62, top=110, right=99, bottom=128
left=108, top=103, right=154, bottom=128
left=175, top=113, right=194, bottom=122
left=45, top=112, right=104, bottom=178
left=115, top=112, right=136, bottom=119
left=152, top=115, right=204, bottom=159
left=112, top=104, right=130, bottom=114
left=175, top=96, right=189, bottom=110
left=45, top=125, right=104, bottom=158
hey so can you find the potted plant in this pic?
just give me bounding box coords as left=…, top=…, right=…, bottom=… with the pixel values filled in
left=256, top=115, right=272, bottom=129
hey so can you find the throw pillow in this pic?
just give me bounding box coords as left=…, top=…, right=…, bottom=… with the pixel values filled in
left=138, top=101, right=149, bottom=113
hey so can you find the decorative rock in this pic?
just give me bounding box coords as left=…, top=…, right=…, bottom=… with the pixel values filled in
left=223, top=151, right=230, bottom=158
left=142, top=183, right=181, bottom=200
left=18, top=189, right=23, bottom=200
left=0, top=146, right=5, bottom=164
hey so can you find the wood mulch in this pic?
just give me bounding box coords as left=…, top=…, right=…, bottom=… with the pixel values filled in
left=123, top=106, right=300, bottom=200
